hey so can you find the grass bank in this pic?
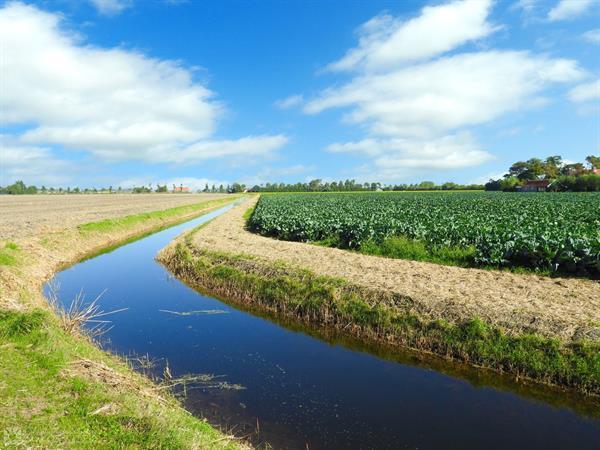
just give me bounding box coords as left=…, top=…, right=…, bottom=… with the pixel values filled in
left=159, top=239, right=600, bottom=397
left=0, top=196, right=247, bottom=449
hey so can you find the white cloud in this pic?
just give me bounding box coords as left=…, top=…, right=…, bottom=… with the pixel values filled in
left=568, top=79, right=600, bottom=102
left=328, top=133, right=493, bottom=170
left=307, top=51, right=582, bottom=138
left=583, top=28, right=600, bottom=44
left=90, top=0, right=132, bottom=16
left=548, top=0, right=597, bottom=21
left=0, top=137, right=75, bottom=186
left=274, top=94, right=304, bottom=109
left=0, top=3, right=287, bottom=164
left=326, top=0, right=497, bottom=73
left=300, top=0, right=586, bottom=178
left=240, top=164, right=315, bottom=186
left=513, top=0, right=539, bottom=13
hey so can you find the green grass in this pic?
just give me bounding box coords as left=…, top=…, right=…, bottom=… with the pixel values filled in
left=165, top=243, right=600, bottom=395
left=352, top=235, right=476, bottom=267
left=0, top=241, right=21, bottom=266
left=0, top=308, right=242, bottom=449
left=242, top=205, right=255, bottom=222
left=78, top=197, right=237, bottom=234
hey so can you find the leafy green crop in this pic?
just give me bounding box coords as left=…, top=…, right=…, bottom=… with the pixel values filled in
left=249, top=192, right=600, bottom=275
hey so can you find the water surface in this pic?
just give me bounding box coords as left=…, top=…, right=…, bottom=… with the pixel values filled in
left=46, top=204, right=600, bottom=449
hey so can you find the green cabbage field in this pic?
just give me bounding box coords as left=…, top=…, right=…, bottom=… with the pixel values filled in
left=248, top=192, right=600, bottom=275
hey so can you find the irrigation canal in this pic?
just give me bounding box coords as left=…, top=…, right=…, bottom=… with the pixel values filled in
left=46, top=203, right=600, bottom=449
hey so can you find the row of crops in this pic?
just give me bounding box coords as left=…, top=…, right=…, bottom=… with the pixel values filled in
left=248, top=192, right=600, bottom=275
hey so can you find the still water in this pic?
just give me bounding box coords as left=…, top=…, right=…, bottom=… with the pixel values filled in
left=46, top=204, right=600, bottom=449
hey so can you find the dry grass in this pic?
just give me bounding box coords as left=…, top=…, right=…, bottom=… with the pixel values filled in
left=47, top=280, right=127, bottom=339
left=183, top=197, right=600, bottom=344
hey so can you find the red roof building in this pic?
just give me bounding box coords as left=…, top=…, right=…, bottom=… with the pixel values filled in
left=521, top=180, right=550, bottom=192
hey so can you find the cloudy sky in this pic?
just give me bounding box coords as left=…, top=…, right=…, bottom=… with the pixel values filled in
left=0, top=0, right=598, bottom=189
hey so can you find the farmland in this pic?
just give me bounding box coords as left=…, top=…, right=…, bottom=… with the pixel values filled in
left=160, top=198, right=600, bottom=396
left=249, top=192, right=600, bottom=276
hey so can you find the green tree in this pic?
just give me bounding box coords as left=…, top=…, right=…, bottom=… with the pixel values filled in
left=586, top=155, right=600, bottom=170
left=544, top=155, right=563, bottom=179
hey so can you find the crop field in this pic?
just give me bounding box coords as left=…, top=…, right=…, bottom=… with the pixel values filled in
left=248, top=192, right=600, bottom=275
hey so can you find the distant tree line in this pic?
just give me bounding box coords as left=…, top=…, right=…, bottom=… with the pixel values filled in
left=0, top=181, right=123, bottom=195
left=485, top=155, right=600, bottom=192
left=0, top=180, right=249, bottom=195
left=248, top=179, right=483, bottom=193
left=4, top=155, right=597, bottom=195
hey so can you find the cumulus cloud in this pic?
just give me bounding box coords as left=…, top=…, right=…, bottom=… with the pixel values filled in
left=300, top=0, right=584, bottom=178
left=583, top=28, right=600, bottom=44
left=307, top=51, right=582, bottom=137
left=0, top=137, right=75, bottom=186
left=328, top=133, right=493, bottom=170
left=0, top=2, right=287, bottom=165
left=90, top=0, right=132, bottom=16
left=548, top=0, right=597, bottom=21
left=326, top=0, right=497, bottom=73
left=568, top=79, right=600, bottom=102
left=274, top=94, right=304, bottom=110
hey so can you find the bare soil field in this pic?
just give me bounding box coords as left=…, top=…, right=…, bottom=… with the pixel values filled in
left=0, top=194, right=235, bottom=310
left=186, top=198, right=600, bottom=343
left=0, top=193, right=228, bottom=239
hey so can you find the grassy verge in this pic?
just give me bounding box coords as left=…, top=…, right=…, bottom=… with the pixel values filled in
left=314, top=234, right=478, bottom=268
left=0, top=241, right=20, bottom=267
left=78, top=197, right=236, bottom=233
left=0, top=309, right=242, bottom=449
left=161, top=241, right=600, bottom=396
left=0, top=196, right=247, bottom=449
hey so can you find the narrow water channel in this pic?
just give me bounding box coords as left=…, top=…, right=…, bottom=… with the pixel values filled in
left=46, top=204, right=600, bottom=449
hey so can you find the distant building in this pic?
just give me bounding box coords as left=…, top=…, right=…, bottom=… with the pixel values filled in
left=593, top=168, right=600, bottom=175
left=521, top=180, right=550, bottom=192
left=172, top=185, right=190, bottom=192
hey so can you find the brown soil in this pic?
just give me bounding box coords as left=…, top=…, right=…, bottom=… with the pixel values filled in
left=0, top=194, right=234, bottom=310
left=0, top=193, right=228, bottom=240
left=189, top=197, right=600, bottom=343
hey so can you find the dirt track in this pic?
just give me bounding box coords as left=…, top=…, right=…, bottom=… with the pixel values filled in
left=0, top=193, right=228, bottom=239
left=190, top=197, right=600, bottom=343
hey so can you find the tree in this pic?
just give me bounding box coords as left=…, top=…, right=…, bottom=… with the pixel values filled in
left=507, top=161, right=528, bottom=180
left=418, top=181, right=436, bottom=190
left=586, top=155, right=600, bottom=170
left=544, top=155, right=563, bottom=179
left=442, top=182, right=458, bottom=190
left=308, top=179, right=322, bottom=191
left=561, top=163, right=586, bottom=176
left=229, top=182, right=246, bottom=193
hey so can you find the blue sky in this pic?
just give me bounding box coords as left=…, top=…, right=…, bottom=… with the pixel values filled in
left=1, top=0, right=598, bottom=189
